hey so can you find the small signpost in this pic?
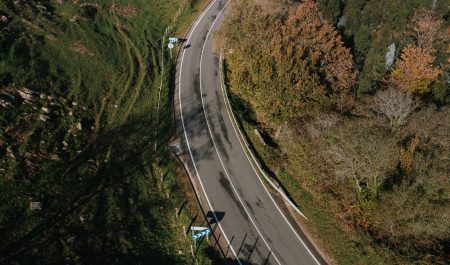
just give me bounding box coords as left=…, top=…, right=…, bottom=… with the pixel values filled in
left=191, top=226, right=208, bottom=231
left=169, top=37, right=179, bottom=43
left=191, top=226, right=210, bottom=241
left=168, top=37, right=178, bottom=58
left=190, top=225, right=210, bottom=263
left=192, top=228, right=210, bottom=240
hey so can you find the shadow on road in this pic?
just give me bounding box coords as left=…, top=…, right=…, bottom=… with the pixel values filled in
left=207, top=210, right=225, bottom=224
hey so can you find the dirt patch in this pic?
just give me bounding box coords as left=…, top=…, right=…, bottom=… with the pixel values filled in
left=69, top=41, right=93, bottom=56
left=109, top=4, right=136, bottom=17
left=70, top=15, right=85, bottom=22
left=114, top=21, right=129, bottom=31
left=46, top=34, right=56, bottom=41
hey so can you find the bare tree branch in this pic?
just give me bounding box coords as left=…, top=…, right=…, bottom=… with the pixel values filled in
left=373, top=88, right=418, bottom=129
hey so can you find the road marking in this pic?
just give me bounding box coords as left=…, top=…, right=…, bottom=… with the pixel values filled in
left=218, top=56, right=322, bottom=265
left=198, top=3, right=284, bottom=265
left=177, top=0, right=243, bottom=264
left=217, top=64, right=308, bottom=219
left=184, top=1, right=322, bottom=264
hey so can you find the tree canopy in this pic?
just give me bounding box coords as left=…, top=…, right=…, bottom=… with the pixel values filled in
left=219, top=0, right=356, bottom=123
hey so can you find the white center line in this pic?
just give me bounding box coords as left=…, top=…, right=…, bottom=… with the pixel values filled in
left=198, top=2, right=282, bottom=264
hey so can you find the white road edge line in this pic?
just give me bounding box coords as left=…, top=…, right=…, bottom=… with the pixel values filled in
left=199, top=2, right=284, bottom=265
left=177, top=0, right=243, bottom=264
left=218, top=64, right=308, bottom=219
left=218, top=55, right=322, bottom=265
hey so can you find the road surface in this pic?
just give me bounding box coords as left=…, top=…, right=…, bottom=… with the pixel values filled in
left=176, top=0, right=324, bottom=264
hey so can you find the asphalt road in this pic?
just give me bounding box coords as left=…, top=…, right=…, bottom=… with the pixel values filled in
left=177, top=0, right=323, bottom=264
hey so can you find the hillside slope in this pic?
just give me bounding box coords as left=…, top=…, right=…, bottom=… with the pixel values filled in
left=0, top=1, right=211, bottom=264
left=218, top=0, right=449, bottom=264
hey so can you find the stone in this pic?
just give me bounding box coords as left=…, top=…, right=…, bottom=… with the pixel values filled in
left=385, top=43, right=396, bottom=69
left=29, top=201, right=42, bottom=210
left=39, top=115, right=49, bottom=121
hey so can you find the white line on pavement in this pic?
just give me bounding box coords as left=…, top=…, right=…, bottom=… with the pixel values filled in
left=198, top=2, right=283, bottom=265
left=218, top=55, right=322, bottom=265
left=177, top=0, right=243, bottom=264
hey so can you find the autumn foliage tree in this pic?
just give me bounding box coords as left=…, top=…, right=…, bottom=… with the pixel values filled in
left=284, top=1, right=356, bottom=94
left=219, top=0, right=356, bottom=122
left=409, top=8, right=444, bottom=53
left=389, top=44, right=442, bottom=94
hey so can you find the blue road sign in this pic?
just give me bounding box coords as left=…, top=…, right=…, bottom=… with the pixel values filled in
left=192, top=228, right=210, bottom=240
left=169, top=37, right=179, bottom=43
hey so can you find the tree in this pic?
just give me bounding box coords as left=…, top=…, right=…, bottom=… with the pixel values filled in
left=389, top=44, right=442, bottom=94
left=218, top=0, right=355, bottom=122
left=373, top=88, right=418, bottom=128
left=285, top=1, right=356, bottom=95
left=409, top=8, right=444, bottom=53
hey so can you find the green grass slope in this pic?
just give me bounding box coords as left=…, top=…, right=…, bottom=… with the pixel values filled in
left=0, top=1, right=212, bottom=264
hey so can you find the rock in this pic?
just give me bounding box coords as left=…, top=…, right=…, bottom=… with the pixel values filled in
left=41, top=107, right=49, bottom=113
left=432, top=0, right=438, bottom=10
left=39, top=114, right=49, bottom=121
left=18, top=88, right=37, bottom=102
left=62, top=141, right=69, bottom=148
left=76, top=122, right=82, bottom=130
left=6, top=146, right=15, bottom=159
left=385, top=43, right=396, bottom=69
left=50, top=154, right=60, bottom=161
left=0, top=16, right=7, bottom=23
left=72, top=101, right=78, bottom=106
left=68, top=111, right=73, bottom=116
left=29, top=201, right=42, bottom=210
left=0, top=99, right=11, bottom=108
left=337, top=15, right=346, bottom=28
left=67, top=236, right=76, bottom=243
left=40, top=93, right=46, bottom=99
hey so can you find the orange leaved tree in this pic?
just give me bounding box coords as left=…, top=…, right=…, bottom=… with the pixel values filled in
left=284, top=0, right=356, bottom=110
left=409, top=8, right=444, bottom=53
left=389, top=44, right=442, bottom=94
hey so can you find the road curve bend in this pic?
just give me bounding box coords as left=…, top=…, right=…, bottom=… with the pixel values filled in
left=176, top=0, right=325, bottom=264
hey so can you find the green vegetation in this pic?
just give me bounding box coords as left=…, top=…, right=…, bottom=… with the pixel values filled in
left=318, top=0, right=449, bottom=100
left=219, top=0, right=449, bottom=264
left=0, top=0, right=214, bottom=264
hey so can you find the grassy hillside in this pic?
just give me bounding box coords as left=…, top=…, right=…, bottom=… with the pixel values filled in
left=219, top=0, right=449, bottom=264
left=0, top=0, right=213, bottom=264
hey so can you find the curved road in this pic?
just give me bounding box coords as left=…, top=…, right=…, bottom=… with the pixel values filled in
left=177, top=0, right=323, bottom=264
